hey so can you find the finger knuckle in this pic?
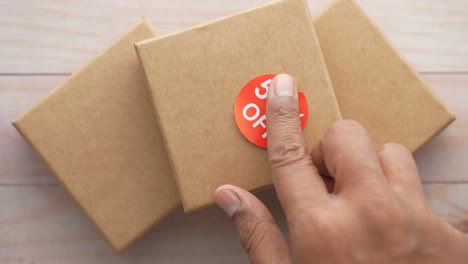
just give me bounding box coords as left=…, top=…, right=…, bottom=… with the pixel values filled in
left=269, top=142, right=310, bottom=169
left=357, top=195, right=408, bottom=226
left=358, top=194, right=389, bottom=213
left=384, top=203, right=407, bottom=226
left=290, top=209, right=337, bottom=250
left=373, top=202, right=416, bottom=247
left=268, top=97, right=299, bottom=121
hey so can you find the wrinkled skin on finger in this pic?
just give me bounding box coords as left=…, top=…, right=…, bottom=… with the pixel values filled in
left=215, top=74, right=468, bottom=264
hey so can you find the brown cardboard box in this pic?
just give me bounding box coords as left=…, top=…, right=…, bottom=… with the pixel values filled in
left=13, top=19, right=180, bottom=253
left=12, top=0, right=455, bottom=252
left=315, top=0, right=455, bottom=152
left=136, top=0, right=342, bottom=212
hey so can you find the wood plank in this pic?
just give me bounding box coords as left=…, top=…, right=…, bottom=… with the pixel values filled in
left=0, top=184, right=466, bottom=263
left=355, top=0, right=468, bottom=73
left=0, top=76, right=67, bottom=184
left=0, top=0, right=467, bottom=73
left=424, top=183, right=468, bottom=236
left=1, top=74, right=467, bottom=184
left=415, top=74, right=468, bottom=182
left=0, top=76, right=65, bottom=184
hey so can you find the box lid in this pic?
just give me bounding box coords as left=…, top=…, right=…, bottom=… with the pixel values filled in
left=136, top=0, right=341, bottom=212
left=13, top=19, right=180, bottom=252
left=315, top=0, right=455, bottom=152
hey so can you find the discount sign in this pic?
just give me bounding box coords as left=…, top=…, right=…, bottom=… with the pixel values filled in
left=234, top=74, right=309, bottom=148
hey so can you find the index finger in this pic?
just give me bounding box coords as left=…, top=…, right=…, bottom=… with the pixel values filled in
left=266, top=74, right=329, bottom=216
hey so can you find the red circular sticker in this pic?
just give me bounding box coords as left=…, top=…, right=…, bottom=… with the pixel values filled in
left=234, top=74, right=309, bottom=148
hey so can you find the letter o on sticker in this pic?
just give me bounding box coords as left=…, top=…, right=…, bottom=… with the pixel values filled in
left=242, top=103, right=260, bottom=121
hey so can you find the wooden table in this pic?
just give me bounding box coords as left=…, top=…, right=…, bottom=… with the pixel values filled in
left=1, top=0, right=467, bottom=263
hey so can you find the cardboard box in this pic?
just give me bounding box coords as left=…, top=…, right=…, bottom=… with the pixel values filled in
left=315, top=0, right=455, bottom=152
left=12, top=0, right=455, bottom=252
left=136, top=0, right=342, bottom=212
left=13, top=19, right=180, bottom=253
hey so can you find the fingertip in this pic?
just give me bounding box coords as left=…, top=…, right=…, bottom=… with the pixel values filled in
left=377, top=142, right=423, bottom=198
left=275, top=73, right=294, bottom=79
left=324, top=120, right=369, bottom=141
left=272, top=73, right=296, bottom=84
left=214, top=185, right=292, bottom=263
left=318, top=119, right=386, bottom=194
left=269, top=73, right=297, bottom=98
left=377, top=143, right=417, bottom=178
left=215, top=185, right=277, bottom=222
left=214, top=184, right=234, bottom=194
left=214, top=185, right=241, bottom=218
left=377, top=143, right=412, bottom=159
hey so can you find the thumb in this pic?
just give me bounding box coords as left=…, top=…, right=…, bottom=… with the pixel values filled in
left=215, top=185, right=292, bottom=264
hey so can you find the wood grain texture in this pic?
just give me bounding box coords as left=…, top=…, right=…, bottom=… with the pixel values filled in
left=0, top=0, right=467, bottom=262
left=425, top=184, right=468, bottom=235
left=416, top=74, right=468, bottom=182
left=1, top=74, right=467, bottom=184
left=0, top=76, right=64, bottom=184
left=0, top=185, right=466, bottom=264
left=0, top=0, right=467, bottom=73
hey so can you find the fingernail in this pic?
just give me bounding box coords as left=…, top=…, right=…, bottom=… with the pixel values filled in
left=272, top=74, right=296, bottom=97
left=215, top=188, right=241, bottom=218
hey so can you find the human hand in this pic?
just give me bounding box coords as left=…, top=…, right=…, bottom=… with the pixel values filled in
left=214, top=74, right=468, bottom=263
